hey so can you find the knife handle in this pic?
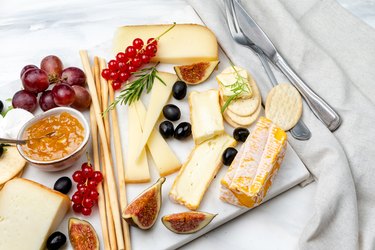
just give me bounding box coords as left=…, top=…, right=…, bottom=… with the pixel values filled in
left=274, top=53, right=341, bottom=131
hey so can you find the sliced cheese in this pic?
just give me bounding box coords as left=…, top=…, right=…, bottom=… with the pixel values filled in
left=113, top=24, right=219, bottom=64
left=135, top=72, right=177, bottom=158
left=134, top=100, right=181, bottom=176
left=189, top=90, right=224, bottom=145
left=125, top=104, right=150, bottom=183
left=217, top=66, right=252, bottom=100
left=220, top=117, right=287, bottom=208
left=170, top=134, right=236, bottom=210
left=0, top=146, right=26, bottom=185
left=0, top=178, right=70, bottom=250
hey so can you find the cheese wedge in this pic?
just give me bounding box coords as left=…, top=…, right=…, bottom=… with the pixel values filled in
left=220, top=117, right=287, bottom=208
left=113, top=24, right=218, bottom=64
left=134, top=100, right=181, bottom=176
left=217, top=66, right=252, bottom=100
left=0, top=146, right=26, bottom=186
left=135, top=72, right=177, bottom=158
left=125, top=104, right=150, bottom=183
left=170, top=134, right=236, bottom=210
left=189, top=90, right=224, bottom=145
left=0, top=178, right=70, bottom=250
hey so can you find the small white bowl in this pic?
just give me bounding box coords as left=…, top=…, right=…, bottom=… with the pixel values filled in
left=17, top=107, right=90, bottom=172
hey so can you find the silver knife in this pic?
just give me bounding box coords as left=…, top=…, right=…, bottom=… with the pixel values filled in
left=233, top=0, right=341, bottom=131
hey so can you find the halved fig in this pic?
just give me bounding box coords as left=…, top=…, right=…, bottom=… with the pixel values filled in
left=174, top=61, right=219, bottom=85
left=123, top=177, right=166, bottom=230
left=162, top=211, right=216, bottom=234
left=68, top=218, right=99, bottom=250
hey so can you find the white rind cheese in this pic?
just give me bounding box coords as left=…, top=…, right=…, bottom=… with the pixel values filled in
left=189, top=90, right=224, bottom=145
left=0, top=178, right=70, bottom=250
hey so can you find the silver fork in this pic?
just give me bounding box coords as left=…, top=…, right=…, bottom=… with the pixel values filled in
left=224, top=0, right=311, bottom=140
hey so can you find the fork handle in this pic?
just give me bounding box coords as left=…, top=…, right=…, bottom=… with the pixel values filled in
left=274, top=53, right=341, bottom=131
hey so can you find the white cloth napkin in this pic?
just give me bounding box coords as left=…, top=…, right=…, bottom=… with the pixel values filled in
left=187, top=0, right=375, bottom=249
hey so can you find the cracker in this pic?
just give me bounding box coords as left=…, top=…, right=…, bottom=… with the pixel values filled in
left=223, top=101, right=261, bottom=127
left=265, top=83, right=302, bottom=131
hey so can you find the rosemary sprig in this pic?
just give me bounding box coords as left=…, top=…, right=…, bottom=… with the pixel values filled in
left=104, top=62, right=164, bottom=114
left=221, top=62, right=251, bottom=113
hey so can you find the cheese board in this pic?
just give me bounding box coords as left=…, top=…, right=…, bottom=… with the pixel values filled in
left=0, top=5, right=310, bottom=250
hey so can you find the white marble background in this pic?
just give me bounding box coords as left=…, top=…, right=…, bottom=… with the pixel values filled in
left=0, top=0, right=374, bottom=249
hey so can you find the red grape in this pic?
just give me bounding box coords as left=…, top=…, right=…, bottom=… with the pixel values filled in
left=108, top=60, right=119, bottom=71
left=72, top=192, right=83, bottom=203
left=20, top=65, right=38, bottom=78
left=72, top=171, right=85, bottom=183
left=40, top=55, right=63, bottom=82
left=39, top=90, right=57, bottom=111
left=71, top=85, right=91, bottom=110
left=125, top=46, right=136, bottom=58
left=101, top=69, right=110, bottom=80
left=52, top=83, right=75, bottom=106
left=72, top=203, right=83, bottom=213
left=92, top=171, right=103, bottom=183
left=116, top=52, right=127, bottom=62
left=112, top=80, right=121, bottom=90
left=61, top=67, right=86, bottom=86
left=82, top=207, right=92, bottom=216
left=22, top=69, right=49, bottom=93
left=82, top=197, right=94, bottom=208
left=12, top=90, right=37, bottom=112
left=147, top=38, right=157, bottom=46
left=133, top=38, right=144, bottom=50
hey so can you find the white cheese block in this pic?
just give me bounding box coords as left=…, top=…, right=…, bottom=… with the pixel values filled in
left=0, top=178, right=70, bottom=250
left=217, top=66, right=252, bottom=100
left=125, top=104, right=150, bottom=183
left=169, top=134, right=236, bottom=210
left=189, top=90, right=225, bottom=145
left=135, top=72, right=177, bottom=158
left=113, top=24, right=219, bottom=64
left=134, top=100, right=181, bottom=176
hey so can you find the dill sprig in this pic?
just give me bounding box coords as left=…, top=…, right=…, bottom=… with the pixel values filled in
left=104, top=62, right=164, bottom=114
left=221, top=62, right=251, bottom=113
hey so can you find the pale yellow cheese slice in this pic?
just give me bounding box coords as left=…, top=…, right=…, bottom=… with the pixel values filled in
left=170, top=134, right=236, bottom=210
left=0, top=146, right=26, bottom=186
left=0, top=178, right=70, bottom=250
left=217, top=66, right=252, bottom=100
left=189, top=90, right=224, bottom=145
left=135, top=72, right=177, bottom=158
left=134, top=100, right=181, bottom=177
left=113, top=24, right=219, bottom=64
left=125, top=104, right=150, bottom=183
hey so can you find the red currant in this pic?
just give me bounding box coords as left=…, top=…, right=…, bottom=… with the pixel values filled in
left=72, top=171, right=85, bottom=184
left=82, top=197, right=94, bottom=208
left=77, top=183, right=85, bottom=189
left=82, top=165, right=94, bottom=178
left=109, top=71, right=119, bottom=80
left=132, top=38, right=144, bottom=50
left=78, top=186, right=89, bottom=196
left=145, top=44, right=157, bottom=56
left=118, top=62, right=128, bottom=72
left=125, top=46, right=136, bottom=58
left=101, top=69, right=110, bottom=80
left=81, top=162, right=90, bottom=169
left=147, top=38, right=158, bottom=46
left=141, top=54, right=151, bottom=64
left=87, top=179, right=98, bottom=189
left=89, top=189, right=99, bottom=200
left=116, top=52, right=127, bottom=62
left=93, top=171, right=103, bottom=183
left=72, top=192, right=83, bottom=203
left=112, top=80, right=122, bottom=90
left=73, top=203, right=83, bottom=213
left=108, top=60, right=119, bottom=71
left=119, top=72, right=130, bottom=82
left=132, top=56, right=142, bottom=68
left=128, top=65, right=136, bottom=73
left=82, top=207, right=92, bottom=216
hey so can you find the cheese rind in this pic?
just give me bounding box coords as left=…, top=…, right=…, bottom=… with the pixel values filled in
left=0, top=178, right=70, bottom=250
left=170, top=134, right=236, bottom=210
left=220, top=117, right=287, bottom=208
left=113, top=24, right=219, bottom=64
left=189, top=90, right=224, bottom=145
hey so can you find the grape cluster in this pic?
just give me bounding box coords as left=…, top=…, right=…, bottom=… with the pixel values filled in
left=71, top=162, right=103, bottom=216
left=101, top=38, right=158, bottom=90
left=13, top=55, right=91, bottom=113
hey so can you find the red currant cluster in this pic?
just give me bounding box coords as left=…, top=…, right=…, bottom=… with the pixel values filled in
left=71, top=162, right=103, bottom=216
left=101, top=38, right=158, bottom=90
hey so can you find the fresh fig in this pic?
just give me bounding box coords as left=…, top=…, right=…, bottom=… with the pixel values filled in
left=123, top=177, right=165, bottom=230
left=162, top=211, right=216, bottom=234
left=174, top=61, right=219, bottom=85
left=68, top=218, right=99, bottom=250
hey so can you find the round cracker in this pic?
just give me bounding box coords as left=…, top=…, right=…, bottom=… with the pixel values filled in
left=265, top=83, right=302, bottom=131
left=224, top=102, right=261, bottom=127
left=0, top=146, right=27, bottom=185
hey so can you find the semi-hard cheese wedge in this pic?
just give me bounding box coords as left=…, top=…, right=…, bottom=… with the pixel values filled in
left=220, top=117, right=287, bottom=208
left=134, top=100, right=181, bottom=176
left=135, top=72, right=177, bottom=158
left=0, top=178, right=70, bottom=250
left=114, top=24, right=218, bottom=64
left=170, top=134, right=236, bottom=210
left=189, top=90, right=224, bottom=145
left=125, top=104, right=150, bottom=183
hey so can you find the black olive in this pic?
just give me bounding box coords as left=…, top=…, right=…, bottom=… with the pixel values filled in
left=174, top=122, right=192, bottom=140
left=159, top=121, right=174, bottom=139
left=222, top=147, right=238, bottom=166
left=0, top=100, right=3, bottom=113
left=53, top=176, right=72, bottom=194
left=0, top=146, right=3, bottom=158
left=233, top=127, right=250, bottom=142
left=46, top=231, right=66, bottom=250
left=163, top=104, right=181, bottom=121
left=172, top=81, right=187, bottom=100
